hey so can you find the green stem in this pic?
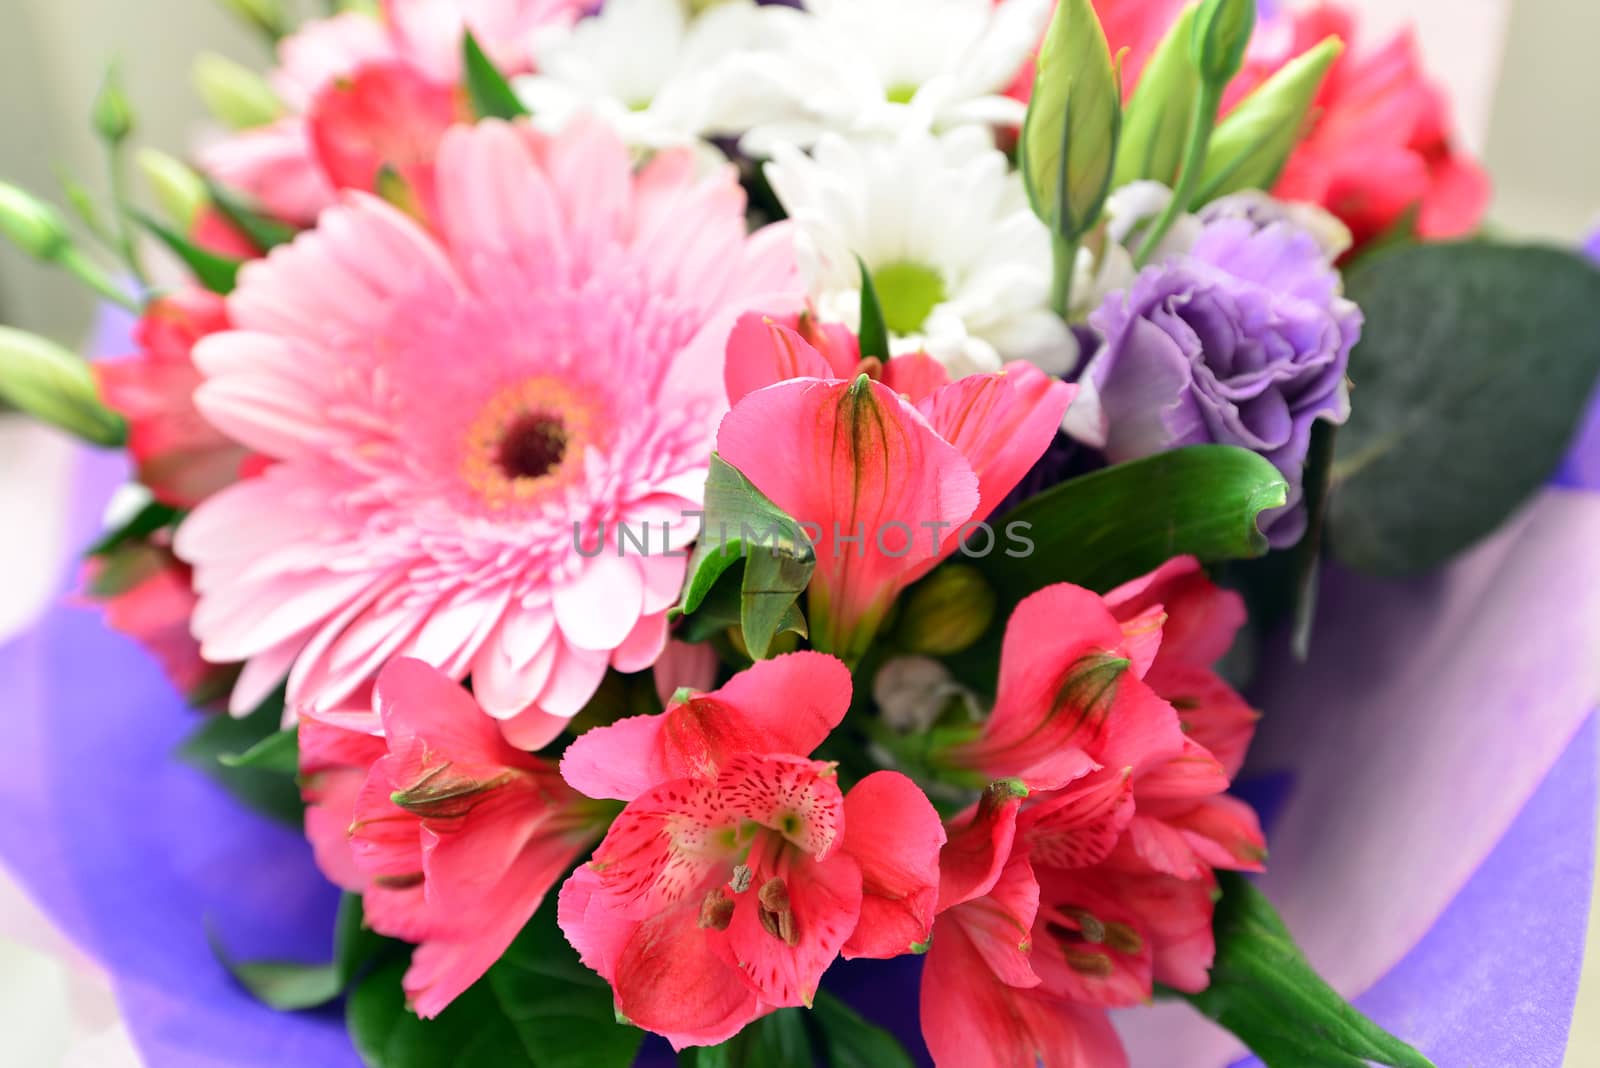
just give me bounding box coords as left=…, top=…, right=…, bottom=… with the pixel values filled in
left=60, top=248, right=141, bottom=312
left=1050, top=231, right=1081, bottom=320
left=1134, top=82, right=1222, bottom=268
left=106, top=148, right=149, bottom=289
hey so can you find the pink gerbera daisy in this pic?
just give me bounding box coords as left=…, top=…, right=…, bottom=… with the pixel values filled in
left=175, top=117, right=800, bottom=747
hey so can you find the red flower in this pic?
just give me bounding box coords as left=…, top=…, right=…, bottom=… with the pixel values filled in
left=557, top=653, right=946, bottom=1049
left=93, top=288, right=252, bottom=509
left=918, top=560, right=1266, bottom=1066
left=85, top=543, right=233, bottom=704
left=298, top=658, right=608, bottom=1017
left=1234, top=3, right=1490, bottom=251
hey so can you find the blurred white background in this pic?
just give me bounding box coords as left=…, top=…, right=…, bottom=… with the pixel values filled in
left=0, top=0, right=1596, bottom=1064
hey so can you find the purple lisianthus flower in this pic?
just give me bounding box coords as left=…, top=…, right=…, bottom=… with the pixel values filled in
left=1065, top=210, right=1361, bottom=546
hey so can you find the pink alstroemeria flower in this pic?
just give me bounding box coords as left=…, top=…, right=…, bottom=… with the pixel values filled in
left=921, top=780, right=1129, bottom=1068
left=93, top=288, right=253, bottom=509
left=718, top=315, right=1075, bottom=661
left=557, top=652, right=945, bottom=1049
left=297, top=657, right=609, bottom=1017
left=945, top=582, right=1187, bottom=791
left=918, top=565, right=1267, bottom=1067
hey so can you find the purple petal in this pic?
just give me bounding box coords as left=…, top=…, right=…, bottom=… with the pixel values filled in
left=0, top=446, right=358, bottom=1068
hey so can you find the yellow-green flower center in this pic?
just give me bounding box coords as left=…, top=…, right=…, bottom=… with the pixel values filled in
left=872, top=259, right=947, bottom=335
left=885, top=83, right=920, bottom=105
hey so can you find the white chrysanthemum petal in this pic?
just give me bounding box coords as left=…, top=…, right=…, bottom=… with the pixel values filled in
left=766, top=126, right=1071, bottom=373
left=738, top=0, right=1052, bottom=153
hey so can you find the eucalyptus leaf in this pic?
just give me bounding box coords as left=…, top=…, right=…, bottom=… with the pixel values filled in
left=1184, top=873, right=1435, bottom=1068
left=463, top=31, right=529, bottom=120
left=0, top=326, right=127, bottom=446
left=133, top=209, right=242, bottom=293
left=177, top=687, right=303, bottom=825
left=1327, top=242, right=1600, bottom=575
left=678, top=454, right=815, bottom=660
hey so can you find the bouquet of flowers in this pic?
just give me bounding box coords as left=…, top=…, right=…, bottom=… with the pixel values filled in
left=1, top=0, right=1597, bottom=1065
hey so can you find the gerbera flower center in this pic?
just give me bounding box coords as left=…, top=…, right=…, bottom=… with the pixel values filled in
left=462, top=377, right=597, bottom=510
left=497, top=413, right=569, bottom=480
left=872, top=259, right=947, bottom=334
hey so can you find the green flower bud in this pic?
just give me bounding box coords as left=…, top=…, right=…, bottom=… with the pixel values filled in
left=138, top=148, right=209, bottom=231
left=1193, top=36, right=1343, bottom=205
left=193, top=52, right=285, bottom=130
left=1114, top=2, right=1200, bottom=188
left=0, top=182, right=72, bottom=261
left=1190, top=0, right=1256, bottom=91
left=0, top=326, right=127, bottom=446
left=1021, top=0, right=1122, bottom=243
left=92, top=66, right=135, bottom=145
left=896, top=565, right=997, bottom=656
left=216, top=0, right=289, bottom=39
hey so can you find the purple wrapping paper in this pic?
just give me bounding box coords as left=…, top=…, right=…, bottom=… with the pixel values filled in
left=0, top=310, right=1594, bottom=1066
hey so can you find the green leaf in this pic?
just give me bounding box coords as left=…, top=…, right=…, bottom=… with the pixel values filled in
left=485, top=895, right=644, bottom=1068
left=463, top=31, right=529, bottom=120
left=1184, top=873, right=1435, bottom=1068
left=1289, top=420, right=1336, bottom=659
left=685, top=1008, right=812, bottom=1068
left=177, top=687, right=304, bottom=825
left=209, top=894, right=387, bottom=1011
left=1113, top=2, right=1200, bottom=188
left=810, top=989, right=916, bottom=1068
left=1192, top=37, right=1341, bottom=206
left=0, top=326, right=127, bottom=446
left=349, top=889, right=640, bottom=1068
left=210, top=930, right=343, bottom=1010
left=856, top=254, right=890, bottom=361
left=133, top=210, right=242, bottom=293
left=1327, top=242, right=1600, bottom=575
left=87, top=499, right=182, bottom=557
left=205, top=178, right=298, bottom=250
left=1020, top=0, right=1121, bottom=241
left=974, top=444, right=1286, bottom=606
left=349, top=958, right=532, bottom=1068
left=219, top=727, right=299, bottom=773
left=678, top=454, right=816, bottom=660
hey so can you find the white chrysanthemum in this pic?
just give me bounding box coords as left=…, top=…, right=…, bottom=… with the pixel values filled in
left=513, top=0, right=801, bottom=151
left=766, top=126, right=1073, bottom=376
left=736, top=0, right=1053, bottom=157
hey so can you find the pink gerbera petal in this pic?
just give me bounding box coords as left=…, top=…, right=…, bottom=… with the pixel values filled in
left=178, top=117, right=802, bottom=743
